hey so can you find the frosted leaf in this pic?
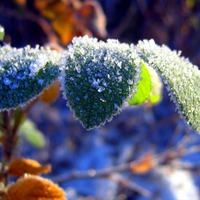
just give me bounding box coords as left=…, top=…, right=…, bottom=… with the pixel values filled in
left=127, top=80, right=133, bottom=85
left=10, top=83, right=19, bottom=89
left=38, top=79, right=44, bottom=85
left=91, top=78, right=101, bottom=88
left=3, top=77, right=11, bottom=85
left=100, top=98, right=106, bottom=102
left=59, top=36, right=141, bottom=129
left=76, top=97, right=80, bottom=101
left=0, top=45, right=60, bottom=110
left=98, top=86, right=105, bottom=92
left=114, top=104, right=119, bottom=110
left=137, top=39, right=200, bottom=133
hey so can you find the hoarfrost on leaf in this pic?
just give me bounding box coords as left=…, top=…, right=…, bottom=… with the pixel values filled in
left=0, top=45, right=60, bottom=110
left=137, top=39, right=200, bottom=133
left=59, top=36, right=142, bottom=129
left=3, top=77, right=11, bottom=85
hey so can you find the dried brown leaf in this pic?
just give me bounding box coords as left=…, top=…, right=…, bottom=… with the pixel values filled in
left=34, top=0, right=68, bottom=19
left=14, top=0, right=26, bottom=6
left=130, top=154, right=155, bottom=174
left=7, top=158, right=51, bottom=177
left=7, top=176, right=66, bottom=200
left=40, top=80, right=60, bottom=103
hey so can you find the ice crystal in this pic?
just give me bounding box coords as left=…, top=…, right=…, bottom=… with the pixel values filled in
left=59, top=36, right=141, bottom=129
left=0, top=45, right=60, bottom=110
left=137, top=39, right=200, bottom=133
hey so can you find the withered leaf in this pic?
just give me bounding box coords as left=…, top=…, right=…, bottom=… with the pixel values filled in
left=130, top=154, right=155, bottom=174
left=7, top=158, right=51, bottom=177
left=40, top=80, right=60, bottom=103
left=7, top=176, right=66, bottom=200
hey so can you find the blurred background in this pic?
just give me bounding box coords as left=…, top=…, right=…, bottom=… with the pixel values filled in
left=0, top=0, right=200, bottom=199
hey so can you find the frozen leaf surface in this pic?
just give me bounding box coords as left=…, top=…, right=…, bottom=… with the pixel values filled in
left=137, top=40, right=200, bottom=132
left=0, top=45, right=60, bottom=110
left=59, top=36, right=141, bottom=129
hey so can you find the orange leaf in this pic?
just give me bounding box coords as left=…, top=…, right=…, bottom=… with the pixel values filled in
left=0, top=136, right=5, bottom=144
left=35, top=0, right=68, bottom=19
left=34, top=0, right=49, bottom=11
left=7, top=176, right=67, bottom=200
left=130, top=154, right=155, bottom=174
left=7, top=158, right=51, bottom=177
left=52, top=12, right=76, bottom=45
left=78, top=2, right=94, bottom=18
left=14, top=0, right=26, bottom=6
left=40, top=80, right=60, bottom=103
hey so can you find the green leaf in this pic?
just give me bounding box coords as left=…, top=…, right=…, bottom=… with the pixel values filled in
left=147, top=65, right=162, bottom=104
left=0, top=46, right=60, bottom=110
left=128, top=62, right=151, bottom=105
left=137, top=39, right=200, bottom=133
left=59, top=36, right=141, bottom=129
left=19, top=119, right=45, bottom=148
left=0, top=25, right=4, bottom=41
left=128, top=62, right=162, bottom=105
left=14, top=107, right=26, bottom=127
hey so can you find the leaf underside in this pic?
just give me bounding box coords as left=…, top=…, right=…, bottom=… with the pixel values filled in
left=128, top=62, right=151, bottom=105
left=128, top=62, right=162, bottom=105
left=137, top=40, right=200, bottom=133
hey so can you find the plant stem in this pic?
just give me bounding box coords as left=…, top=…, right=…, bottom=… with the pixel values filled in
left=2, top=111, right=14, bottom=163
left=13, top=97, right=39, bottom=135
left=0, top=111, right=15, bottom=186
left=0, top=99, right=39, bottom=187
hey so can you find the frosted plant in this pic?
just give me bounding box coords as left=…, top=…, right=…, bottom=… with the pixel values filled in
left=0, top=35, right=199, bottom=133
left=137, top=39, right=200, bottom=132
left=0, top=45, right=13, bottom=59
left=128, top=61, right=162, bottom=105
left=0, top=45, right=60, bottom=110
left=59, top=36, right=142, bottom=129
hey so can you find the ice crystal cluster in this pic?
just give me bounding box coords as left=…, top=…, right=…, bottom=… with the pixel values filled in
left=0, top=45, right=60, bottom=110
left=59, top=36, right=141, bottom=129
left=137, top=39, right=200, bottom=132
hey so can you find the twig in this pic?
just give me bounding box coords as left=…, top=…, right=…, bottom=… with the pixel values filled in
left=69, top=0, right=82, bottom=9
left=52, top=140, right=199, bottom=183
left=4, top=9, right=59, bottom=43
left=53, top=167, right=155, bottom=199
left=113, top=4, right=137, bottom=38
left=2, top=111, right=13, bottom=162
left=1, top=110, right=13, bottom=186
left=52, top=164, right=130, bottom=183
left=109, top=173, right=156, bottom=199
left=181, top=145, right=200, bottom=156
left=24, top=11, right=59, bottom=43
left=52, top=132, right=200, bottom=183
left=172, top=161, right=200, bottom=173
